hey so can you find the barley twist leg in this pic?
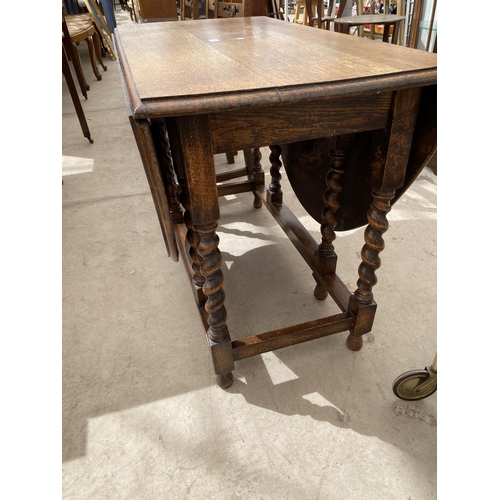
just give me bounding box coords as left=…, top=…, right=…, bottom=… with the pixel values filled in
left=196, top=222, right=233, bottom=388
left=346, top=188, right=394, bottom=351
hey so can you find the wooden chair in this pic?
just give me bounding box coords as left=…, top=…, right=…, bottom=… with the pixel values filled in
left=63, top=9, right=108, bottom=90
left=305, top=0, right=347, bottom=30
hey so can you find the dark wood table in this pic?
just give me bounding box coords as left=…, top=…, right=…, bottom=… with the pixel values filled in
left=334, top=14, right=406, bottom=43
left=115, top=17, right=437, bottom=389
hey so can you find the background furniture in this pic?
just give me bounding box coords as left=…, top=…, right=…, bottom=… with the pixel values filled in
left=62, top=0, right=81, bottom=14
left=212, top=0, right=251, bottom=18
left=181, top=0, right=205, bottom=20
left=63, top=44, right=93, bottom=143
left=139, top=0, right=178, bottom=21
left=62, top=14, right=93, bottom=142
left=115, top=17, right=437, bottom=389
left=127, top=0, right=139, bottom=20
left=360, top=0, right=406, bottom=44
left=94, top=0, right=118, bottom=31
left=292, top=0, right=308, bottom=25
left=205, top=0, right=268, bottom=19
left=62, top=9, right=88, bottom=98
left=305, top=0, right=338, bottom=29
left=63, top=9, right=107, bottom=88
left=334, top=13, right=405, bottom=43
left=82, top=0, right=117, bottom=59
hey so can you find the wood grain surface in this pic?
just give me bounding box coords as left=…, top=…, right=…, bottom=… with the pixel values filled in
left=115, top=17, right=437, bottom=116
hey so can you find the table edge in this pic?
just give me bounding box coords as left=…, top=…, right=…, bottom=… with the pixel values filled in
left=115, top=29, right=437, bottom=120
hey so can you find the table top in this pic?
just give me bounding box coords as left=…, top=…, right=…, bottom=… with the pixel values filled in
left=115, top=17, right=437, bottom=118
left=334, top=14, right=406, bottom=25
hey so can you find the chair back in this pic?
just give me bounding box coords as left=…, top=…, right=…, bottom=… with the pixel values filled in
left=305, top=0, right=347, bottom=30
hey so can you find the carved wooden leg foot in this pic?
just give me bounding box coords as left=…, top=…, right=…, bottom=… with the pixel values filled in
left=313, top=283, right=328, bottom=301
left=313, top=275, right=328, bottom=300
left=253, top=194, right=262, bottom=209
left=196, top=221, right=235, bottom=385
left=346, top=332, right=363, bottom=351
left=216, top=372, right=234, bottom=389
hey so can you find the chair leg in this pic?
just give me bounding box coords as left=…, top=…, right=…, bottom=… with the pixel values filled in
left=92, top=31, right=107, bottom=71
left=63, top=44, right=93, bottom=143
left=94, top=28, right=106, bottom=58
left=85, top=35, right=102, bottom=81
left=71, top=42, right=91, bottom=90
left=64, top=37, right=88, bottom=97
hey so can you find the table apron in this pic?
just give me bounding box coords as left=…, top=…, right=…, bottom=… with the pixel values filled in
left=209, top=92, right=394, bottom=154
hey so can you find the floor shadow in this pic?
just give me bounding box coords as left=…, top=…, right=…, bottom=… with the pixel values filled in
left=214, top=208, right=437, bottom=462
left=63, top=183, right=436, bottom=462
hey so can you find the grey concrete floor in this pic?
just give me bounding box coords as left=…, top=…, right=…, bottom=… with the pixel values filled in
left=62, top=10, right=437, bottom=499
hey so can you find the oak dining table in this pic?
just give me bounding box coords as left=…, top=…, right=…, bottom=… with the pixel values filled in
left=115, top=16, right=437, bottom=388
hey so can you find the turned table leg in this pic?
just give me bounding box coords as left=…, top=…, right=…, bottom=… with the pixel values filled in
left=177, top=114, right=235, bottom=388
left=184, top=206, right=208, bottom=305
left=196, top=221, right=234, bottom=389
left=346, top=87, right=423, bottom=351
left=313, top=135, right=354, bottom=300
left=267, top=144, right=283, bottom=205
left=346, top=188, right=393, bottom=351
